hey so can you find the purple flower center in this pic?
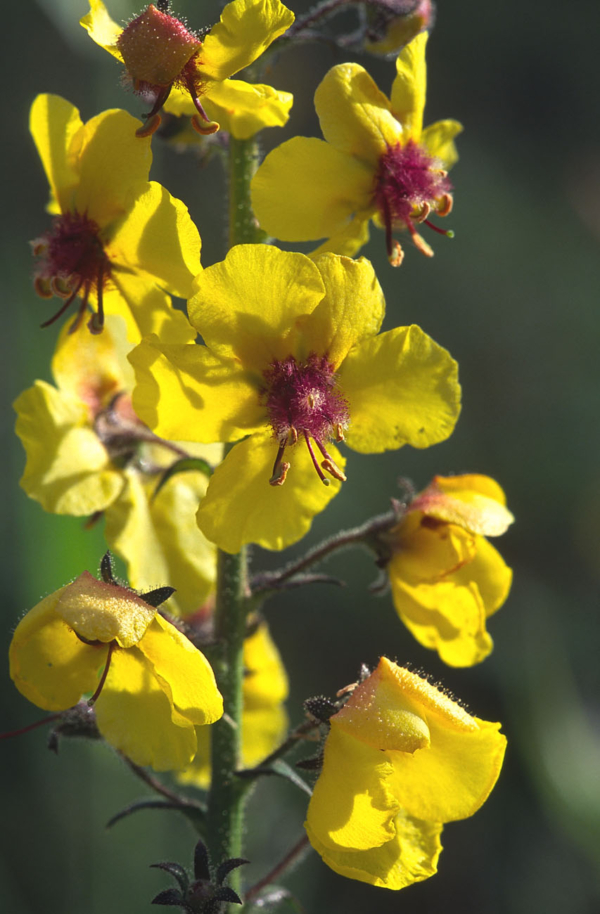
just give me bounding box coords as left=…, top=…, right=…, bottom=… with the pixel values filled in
left=32, top=212, right=111, bottom=334
left=262, top=354, right=349, bottom=486
left=373, top=140, right=454, bottom=264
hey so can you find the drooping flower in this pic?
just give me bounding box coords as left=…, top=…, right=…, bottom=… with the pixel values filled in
left=178, top=619, right=288, bottom=787
left=14, top=314, right=217, bottom=616
left=81, top=0, right=294, bottom=137
left=30, top=94, right=201, bottom=340
left=129, top=245, right=461, bottom=552
left=305, top=658, right=506, bottom=889
left=363, top=0, right=434, bottom=57
left=251, top=31, right=462, bottom=265
left=383, top=474, right=514, bottom=666
left=9, top=570, right=223, bottom=770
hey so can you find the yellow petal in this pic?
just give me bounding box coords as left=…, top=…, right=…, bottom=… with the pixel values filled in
left=243, top=623, right=289, bottom=708
left=390, top=31, right=428, bottom=139
left=188, top=245, right=325, bottom=372
left=108, top=181, right=201, bottom=299
left=94, top=646, right=198, bottom=770
left=105, top=470, right=215, bottom=618
left=339, top=325, right=461, bottom=454
left=390, top=512, right=476, bottom=583
left=199, top=0, right=294, bottom=81
left=55, top=571, right=156, bottom=648
left=452, top=536, right=513, bottom=619
left=80, top=0, right=123, bottom=61
left=306, top=810, right=442, bottom=890
left=315, top=63, right=401, bottom=163
left=138, top=615, right=223, bottom=725
left=165, top=79, right=293, bottom=139
left=421, top=119, right=463, bottom=168
left=196, top=432, right=344, bottom=552
left=306, top=725, right=399, bottom=852
left=412, top=473, right=514, bottom=536
left=14, top=381, right=123, bottom=516
left=73, top=109, right=151, bottom=227
left=377, top=661, right=507, bottom=822
left=108, top=273, right=196, bottom=345
left=309, top=214, right=371, bottom=259
left=177, top=725, right=211, bottom=788
left=9, top=587, right=104, bottom=711
left=129, top=336, right=264, bottom=442
left=30, top=94, right=82, bottom=215
left=51, top=315, right=133, bottom=412
left=301, top=255, right=384, bottom=369
left=251, top=137, right=373, bottom=242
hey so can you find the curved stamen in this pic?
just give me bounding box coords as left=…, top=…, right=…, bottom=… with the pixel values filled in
left=88, top=641, right=116, bottom=706
left=304, top=432, right=330, bottom=487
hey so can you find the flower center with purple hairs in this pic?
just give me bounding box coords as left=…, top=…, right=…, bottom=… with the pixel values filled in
left=373, top=140, right=454, bottom=265
left=262, top=354, right=349, bottom=487
left=32, top=212, right=111, bottom=334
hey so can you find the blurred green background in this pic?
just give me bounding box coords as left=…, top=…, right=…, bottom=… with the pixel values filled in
left=2, top=0, right=600, bottom=911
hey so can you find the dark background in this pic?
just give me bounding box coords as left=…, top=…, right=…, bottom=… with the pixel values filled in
left=2, top=1, right=600, bottom=911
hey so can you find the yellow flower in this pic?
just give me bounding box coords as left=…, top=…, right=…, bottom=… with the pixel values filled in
left=179, top=620, right=288, bottom=787
left=30, top=93, right=201, bottom=341
left=129, top=245, right=461, bottom=553
left=305, top=658, right=506, bottom=889
left=386, top=474, right=514, bottom=666
left=14, top=315, right=217, bottom=617
left=81, top=0, right=294, bottom=137
left=9, top=571, right=223, bottom=770
left=251, top=32, right=462, bottom=265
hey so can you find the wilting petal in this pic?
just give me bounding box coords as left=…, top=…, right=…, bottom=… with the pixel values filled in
left=188, top=245, right=325, bottom=372
left=138, top=615, right=222, bottom=726
left=315, top=63, right=401, bottom=163
left=252, top=137, right=373, bottom=242
left=9, top=588, right=104, bottom=711
left=306, top=810, right=442, bottom=890
left=94, top=646, right=198, bottom=770
left=199, top=0, right=294, bottom=81
left=30, top=94, right=82, bottom=215
left=196, top=432, right=344, bottom=552
left=306, top=725, right=399, bottom=852
left=339, top=325, right=461, bottom=454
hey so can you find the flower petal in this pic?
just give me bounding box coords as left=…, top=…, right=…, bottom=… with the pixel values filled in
left=251, top=137, right=373, bottom=242
left=306, top=725, right=399, bottom=852
left=167, top=79, right=293, bottom=139
left=80, top=0, right=123, bottom=61
left=243, top=623, right=289, bottom=707
left=55, top=571, right=156, bottom=648
left=14, top=381, right=123, bottom=515
left=129, top=336, right=264, bottom=442
left=138, top=615, right=223, bottom=725
left=339, top=325, right=461, bottom=454
left=196, top=432, right=344, bottom=552
left=108, top=181, right=201, bottom=299
left=309, top=214, right=371, bottom=259
left=421, top=119, right=463, bottom=168
left=108, top=273, right=196, bottom=345
left=390, top=31, right=428, bottom=139
left=30, top=94, right=83, bottom=215
left=452, top=536, right=512, bottom=619
left=302, top=255, right=385, bottom=368
left=9, top=588, right=104, bottom=711
left=188, top=245, right=325, bottom=372
left=315, top=63, right=401, bottom=163
left=199, top=0, right=294, bottom=81
left=104, top=470, right=215, bottom=618
left=306, top=810, right=442, bottom=890
left=73, top=109, right=152, bottom=227
left=94, top=646, right=198, bottom=770
left=411, top=474, right=514, bottom=536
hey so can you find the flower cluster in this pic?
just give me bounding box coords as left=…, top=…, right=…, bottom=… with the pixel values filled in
left=10, top=3, right=511, bottom=904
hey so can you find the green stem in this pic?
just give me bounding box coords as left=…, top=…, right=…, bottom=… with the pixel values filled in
left=228, top=136, right=264, bottom=246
